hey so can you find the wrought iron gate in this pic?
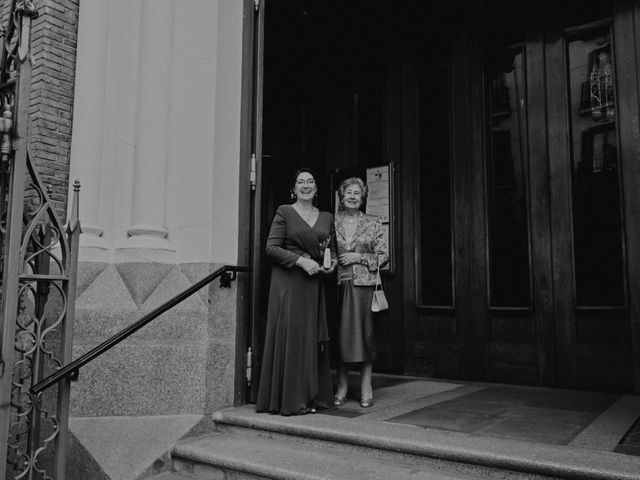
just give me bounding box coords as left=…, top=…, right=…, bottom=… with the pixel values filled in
left=0, top=1, right=80, bottom=478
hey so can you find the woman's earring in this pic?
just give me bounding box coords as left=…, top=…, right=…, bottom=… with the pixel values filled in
left=290, top=192, right=296, bottom=201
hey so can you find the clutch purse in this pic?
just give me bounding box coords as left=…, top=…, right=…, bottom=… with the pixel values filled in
left=371, top=257, right=389, bottom=312
left=323, top=247, right=332, bottom=269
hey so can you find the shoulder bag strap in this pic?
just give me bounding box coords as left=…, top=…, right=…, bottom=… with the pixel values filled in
left=375, top=255, right=382, bottom=291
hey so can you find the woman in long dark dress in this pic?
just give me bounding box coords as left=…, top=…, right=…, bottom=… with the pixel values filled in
left=333, top=177, right=388, bottom=408
left=256, top=168, right=337, bottom=415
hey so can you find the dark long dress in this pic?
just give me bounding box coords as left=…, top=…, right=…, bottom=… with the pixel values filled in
left=256, top=204, right=334, bottom=415
left=337, top=279, right=376, bottom=363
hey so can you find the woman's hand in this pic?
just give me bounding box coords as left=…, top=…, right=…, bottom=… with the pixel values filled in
left=297, top=256, right=321, bottom=276
left=338, top=252, right=362, bottom=266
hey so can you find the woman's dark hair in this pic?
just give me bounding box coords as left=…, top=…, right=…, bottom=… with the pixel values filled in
left=291, top=167, right=318, bottom=189
left=290, top=167, right=319, bottom=204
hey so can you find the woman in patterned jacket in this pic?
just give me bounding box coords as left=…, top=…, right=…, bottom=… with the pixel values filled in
left=333, top=177, right=389, bottom=408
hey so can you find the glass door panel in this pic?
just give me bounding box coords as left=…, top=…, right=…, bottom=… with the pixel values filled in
left=417, top=65, right=454, bottom=307
left=486, top=47, right=532, bottom=308
left=566, top=25, right=626, bottom=307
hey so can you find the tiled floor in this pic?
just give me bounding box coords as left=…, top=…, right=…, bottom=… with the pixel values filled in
left=323, top=373, right=640, bottom=456
left=387, top=386, right=619, bottom=445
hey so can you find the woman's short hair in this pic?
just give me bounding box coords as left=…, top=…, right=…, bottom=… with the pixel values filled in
left=338, top=177, right=367, bottom=205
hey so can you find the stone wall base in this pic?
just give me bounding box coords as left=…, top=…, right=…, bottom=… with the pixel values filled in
left=71, top=260, right=238, bottom=417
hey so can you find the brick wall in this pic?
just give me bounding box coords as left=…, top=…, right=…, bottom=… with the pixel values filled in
left=1, top=0, right=80, bottom=219
left=30, top=0, right=80, bottom=218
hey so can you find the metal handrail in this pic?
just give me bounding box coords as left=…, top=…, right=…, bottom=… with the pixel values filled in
left=31, top=264, right=250, bottom=395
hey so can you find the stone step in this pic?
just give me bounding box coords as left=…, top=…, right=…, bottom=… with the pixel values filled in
left=201, top=406, right=640, bottom=480
left=143, top=472, right=194, bottom=480
left=170, top=430, right=484, bottom=480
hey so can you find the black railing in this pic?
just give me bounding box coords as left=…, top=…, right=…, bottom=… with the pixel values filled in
left=31, top=264, right=250, bottom=395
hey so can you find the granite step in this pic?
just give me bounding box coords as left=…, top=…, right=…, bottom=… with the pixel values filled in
left=195, top=405, right=640, bottom=480
left=169, top=430, right=484, bottom=480
left=143, top=472, right=193, bottom=480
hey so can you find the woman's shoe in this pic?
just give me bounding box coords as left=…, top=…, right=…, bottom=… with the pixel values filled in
left=360, top=397, right=374, bottom=408
left=295, top=406, right=316, bottom=415
left=334, top=395, right=347, bottom=406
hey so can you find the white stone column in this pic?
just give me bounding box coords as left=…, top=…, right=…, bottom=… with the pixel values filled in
left=121, top=0, right=175, bottom=256
left=68, top=0, right=111, bottom=253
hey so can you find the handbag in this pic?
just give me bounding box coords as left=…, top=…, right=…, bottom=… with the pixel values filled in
left=371, top=258, right=389, bottom=312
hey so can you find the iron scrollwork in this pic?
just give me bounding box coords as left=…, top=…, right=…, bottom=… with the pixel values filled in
left=1, top=1, right=80, bottom=479
left=7, top=158, right=71, bottom=479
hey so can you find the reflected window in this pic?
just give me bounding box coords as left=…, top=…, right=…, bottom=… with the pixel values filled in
left=486, top=47, right=532, bottom=308
left=567, top=26, right=626, bottom=307
left=417, top=64, right=454, bottom=307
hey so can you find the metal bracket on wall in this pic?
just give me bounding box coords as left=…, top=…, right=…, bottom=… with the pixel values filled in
left=220, top=270, right=238, bottom=288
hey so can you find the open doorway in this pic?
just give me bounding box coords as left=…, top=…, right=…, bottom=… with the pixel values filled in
left=251, top=0, right=427, bottom=400
left=249, top=0, right=640, bottom=400
left=252, top=0, right=455, bottom=392
left=261, top=1, right=393, bottom=195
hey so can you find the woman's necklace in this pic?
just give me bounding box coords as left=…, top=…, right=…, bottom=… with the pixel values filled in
left=343, top=215, right=357, bottom=245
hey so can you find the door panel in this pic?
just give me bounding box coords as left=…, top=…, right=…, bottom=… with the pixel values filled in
left=545, top=19, right=577, bottom=388
left=526, top=27, right=556, bottom=386
left=558, top=19, right=632, bottom=390
left=566, top=26, right=625, bottom=308
left=407, top=5, right=637, bottom=391
left=403, top=48, right=461, bottom=379
left=416, top=64, right=454, bottom=308
left=614, top=0, right=640, bottom=393
left=484, top=44, right=538, bottom=384
left=486, top=46, right=531, bottom=309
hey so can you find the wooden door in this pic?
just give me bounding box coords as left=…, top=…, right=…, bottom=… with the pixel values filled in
left=545, top=9, right=637, bottom=391
left=479, top=29, right=556, bottom=386
left=404, top=2, right=639, bottom=392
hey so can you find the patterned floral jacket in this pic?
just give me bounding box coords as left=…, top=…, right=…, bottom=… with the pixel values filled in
left=334, top=211, right=389, bottom=286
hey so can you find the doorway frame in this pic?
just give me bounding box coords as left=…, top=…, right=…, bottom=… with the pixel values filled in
left=236, top=0, right=264, bottom=406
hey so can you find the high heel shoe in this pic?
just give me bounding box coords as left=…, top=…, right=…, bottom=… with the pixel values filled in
left=360, top=397, right=374, bottom=408
left=295, top=406, right=316, bottom=415
left=334, top=395, right=347, bottom=406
